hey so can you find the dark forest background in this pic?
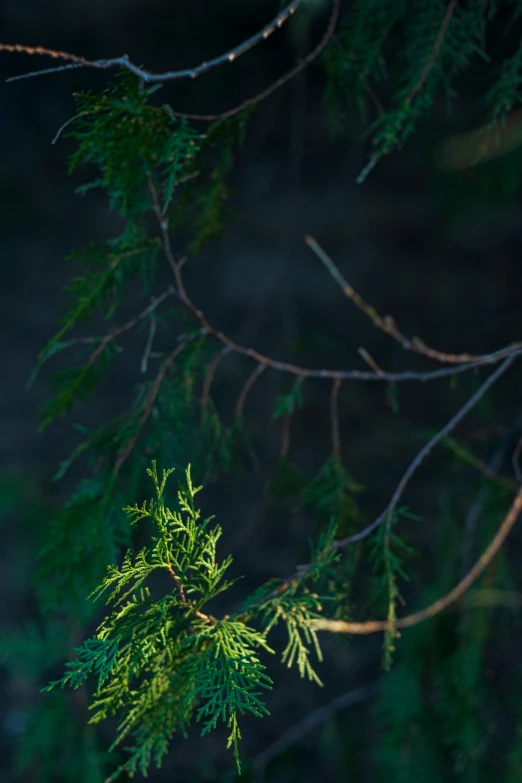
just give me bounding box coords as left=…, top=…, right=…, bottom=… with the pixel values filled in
left=2, top=1, right=522, bottom=781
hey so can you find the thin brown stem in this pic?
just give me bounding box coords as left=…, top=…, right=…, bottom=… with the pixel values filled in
left=358, top=348, right=385, bottom=375
left=147, top=179, right=522, bottom=384
left=3, top=1, right=304, bottom=84
left=83, top=287, right=174, bottom=368
left=166, top=0, right=340, bottom=122
left=201, top=346, right=231, bottom=418
left=252, top=682, right=379, bottom=782
left=167, top=563, right=186, bottom=603
left=235, top=363, right=266, bottom=419
left=251, top=357, right=517, bottom=611
left=114, top=338, right=190, bottom=476
left=305, top=234, right=516, bottom=366
left=405, top=0, right=458, bottom=106
left=140, top=309, right=157, bottom=374
left=384, top=355, right=516, bottom=545
left=312, top=482, right=522, bottom=636
left=167, top=563, right=210, bottom=622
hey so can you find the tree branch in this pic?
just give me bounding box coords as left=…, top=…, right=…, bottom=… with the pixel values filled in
left=113, top=337, right=191, bottom=476
left=168, top=0, right=341, bottom=122
left=2, top=1, right=304, bottom=84
left=251, top=681, right=379, bottom=782
left=384, top=355, right=516, bottom=545
left=311, top=480, right=522, bottom=635
left=305, top=234, right=520, bottom=366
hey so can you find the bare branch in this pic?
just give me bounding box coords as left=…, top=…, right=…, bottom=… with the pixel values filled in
left=113, top=338, right=191, bottom=476
left=384, top=355, right=516, bottom=545
left=235, top=363, right=266, bottom=419
left=405, top=0, right=458, bottom=106
left=252, top=682, right=379, bottom=782
left=82, top=286, right=175, bottom=368
left=254, top=356, right=518, bottom=609
left=311, top=481, right=522, bottom=635
left=305, top=234, right=521, bottom=366
left=140, top=308, right=157, bottom=374
left=200, top=346, right=232, bottom=418
left=167, top=0, right=341, bottom=122
left=146, top=179, right=522, bottom=384
left=3, top=1, right=304, bottom=84
left=145, top=143, right=522, bottom=644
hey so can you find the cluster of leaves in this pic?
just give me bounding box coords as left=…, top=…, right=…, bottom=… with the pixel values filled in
left=43, top=463, right=336, bottom=779
left=5, top=2, right=522, bottom=780
left=322, top=0, right=522, bottom=182
left=371, top=442, right=519, bottom=783
left=368, top=507, right=417, bottom=670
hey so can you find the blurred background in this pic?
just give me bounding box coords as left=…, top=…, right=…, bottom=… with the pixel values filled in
left=2, top=1, right=522, bottom=781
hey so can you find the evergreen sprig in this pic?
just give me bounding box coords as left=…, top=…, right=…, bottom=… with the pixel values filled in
left=368, top=507, right=417, bottom=669
left=5, top=3, right=522, bottom=780
left=43, top=463, right=335, bottom=778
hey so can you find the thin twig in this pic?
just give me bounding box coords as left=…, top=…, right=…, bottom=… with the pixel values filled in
left=200, top=346, right=231, bottom=418
left=251, top=682, right=379, bottom=783
left=146, top=171, right=178, bottom=278
left=458, top=420, right=522, bottom=585
left=384, top=355, right=516, bottom=545
left=356, top=0, right=458, bottom=184
left=235, top=363, right=266, bottom=419
left=459, top=429, right=519, bottom=621
left=166, top=0, right=341, bottom=122
left=311, top=481, right=522, bottom=635
left=405, top=0, right=458, bottom=106
left=2, top=1, right=304, bottom=84
left=140, top=309, right=157, bottom=374
left=146, top=154, right=522, bottom=636
left=358, top=347, right=385, bottom=375
left=443, top=435, right=519, bottom=491
left=305, top=234, right=518, bottom=366
left=114, top=338, right=190, bottom=475
left=146, top=181, right=522, bottom=384
left=166, top=560, right=210, bottom=622
left=83, top=287, right=175, bottom=368
left=305, top=234, right=411, bottom=349
left=253, top=357, right=518, bottom=609
left=167, top=563, right=187, bottom=603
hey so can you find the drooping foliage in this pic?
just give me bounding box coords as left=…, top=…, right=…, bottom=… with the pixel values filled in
left=2, top=1, right=522, bottom=781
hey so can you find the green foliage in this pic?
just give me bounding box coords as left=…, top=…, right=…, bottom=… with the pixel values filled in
left=186, top=620, right=273, bottom=771
left=301, top=456, right=363, bottom=536
left=368, top=508, right=417, bottom=669
left=67, top=71, right=201, bottom=217
left=173, top=106, right=256, bottom=257
left=259, top=593, right=325, bottom=686
left=322, top=0, right=522, bottom=186
left=322, top=0, right=407, bottom=132
left=371, top=476, right=516, bottom=782
left=266, top=456, right=306, bottom=500
left=272, top=378, right=305, bottom=420
left=43, top=463, right=335, bottom=778
left=8, top=3, right=522, bottom=780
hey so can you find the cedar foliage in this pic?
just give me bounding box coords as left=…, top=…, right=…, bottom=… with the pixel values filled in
left=2, top=1, right=522, bottom=781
